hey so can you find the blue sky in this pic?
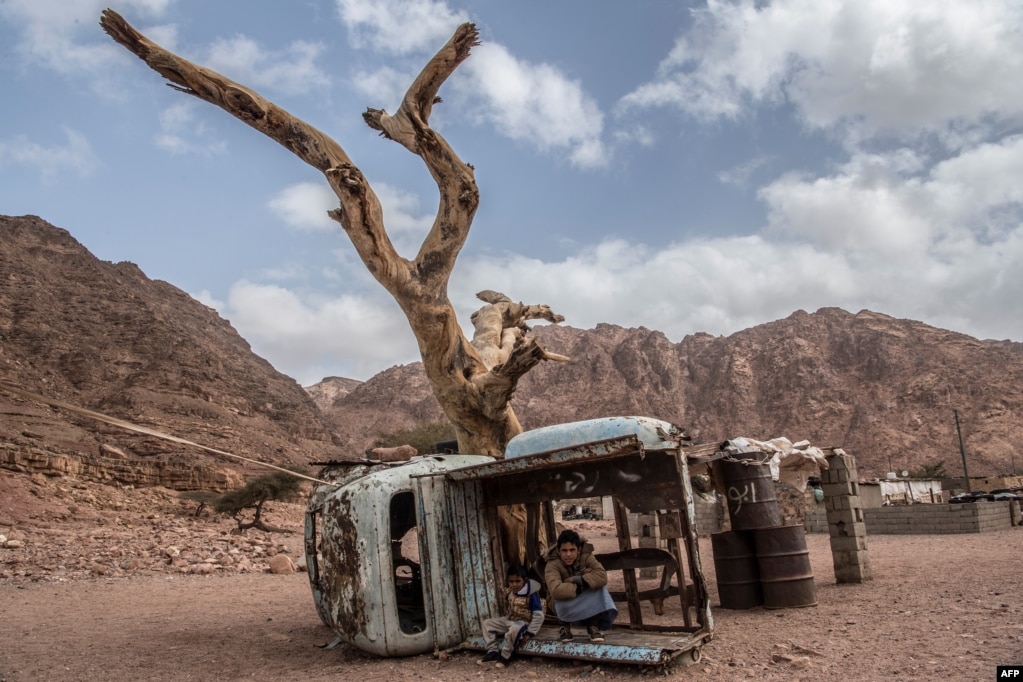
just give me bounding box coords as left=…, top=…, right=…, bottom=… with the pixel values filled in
left=2, top=0, right=1022, bottom=386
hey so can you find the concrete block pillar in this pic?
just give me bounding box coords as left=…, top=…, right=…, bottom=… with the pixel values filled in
left=822, top=451, right=872, bottom=583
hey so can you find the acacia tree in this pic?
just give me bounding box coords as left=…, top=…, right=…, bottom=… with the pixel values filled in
left=99, top=11, right=566, bottom=457
left=215, top=471, right=303, bottom=533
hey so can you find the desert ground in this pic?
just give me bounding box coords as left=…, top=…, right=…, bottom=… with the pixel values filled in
left=1, top=470, right=1021, bottom=681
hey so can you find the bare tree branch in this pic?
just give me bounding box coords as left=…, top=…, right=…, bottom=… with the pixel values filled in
left=100, top=8, right=408, bottom=293
left=364, top=23, right=482, bottom=292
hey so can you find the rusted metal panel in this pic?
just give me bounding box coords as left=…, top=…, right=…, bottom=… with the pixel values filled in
left=462, top=625, right=710, bottom=665
left=309, top=455, right=491, bottom=657
left=445, top=477, right=498, bottom=633
left=677, top=451, right=714, bottom=632
left=304, top=509, right=334, bottom=628
left=446, top=435, right=643, bottom=480
left=504, top=416, right=689, bottom=457
left=444, top=434, right=686, bottom=511
left=483, top=451, right=685, bottom=510
left=658, top=510, right=683, bottom=539
left=412, top=473, right=462, bottom=649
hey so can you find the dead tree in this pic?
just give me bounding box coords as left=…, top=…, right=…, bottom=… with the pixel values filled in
left=100, top=11, right=567, bottom=560
left=99, top=11, right=566, bottom=457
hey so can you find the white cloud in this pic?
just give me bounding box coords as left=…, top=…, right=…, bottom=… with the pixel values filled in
left=372, top=183, right=434, bottom=240
left=928, top=135, right=1023, bottom=222
left=222, top=280, right=418, bottom=383
left=2, top=1, right=326, bottom=98
left=718, top=156, right=773, bottom=188
left=349, top=41, right=610, bottom=169
left=461, top=43, right=608, bottom=169
left=350, top=65, right=414, bottom=110
left=451, top=237, right=854, bottom=341
left=334, top=0, right=469, bottom=54
left=450, top=215, right=1023, bottom=352
left=0, top=0, right=172, bottom=74
left=154, top=101, right=229, bottom=156
left=759, top=133, right=1023, bottom=260
left=333, top=0, right=608, bottom=169
left=205, top=36, right=330, bottom=96
left=267, top=180, right=433, bottom=255
left=619, top=0, right=1023, bottom=141
left=193, top=289, right=224, bottom=310
left=139, top=22, right=179, bottom=51
left=613, top=125, right=656, bottom=148
left=268, top=182, right=339, bottom=232
left=0, top=127, right=99, bottom=179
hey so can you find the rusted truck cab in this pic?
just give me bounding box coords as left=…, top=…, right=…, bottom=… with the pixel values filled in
left=305, top=416, right=713, bottom=667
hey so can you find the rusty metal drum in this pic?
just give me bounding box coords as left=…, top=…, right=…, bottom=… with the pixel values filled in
left=714, top=455, right=782, bottom=530
left=710, top=530, right=763, bottom=610
left=753, top=525, right=817, bottom=609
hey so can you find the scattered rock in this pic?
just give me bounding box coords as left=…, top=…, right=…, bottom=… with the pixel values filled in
left=269, top=554, right=296, bottom=574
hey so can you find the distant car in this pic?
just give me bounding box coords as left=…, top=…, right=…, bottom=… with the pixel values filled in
left=949, top=492, right=995, bottom=503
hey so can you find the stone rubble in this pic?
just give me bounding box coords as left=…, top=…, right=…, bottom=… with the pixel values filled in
left=0, top=473, right=307, bottom=585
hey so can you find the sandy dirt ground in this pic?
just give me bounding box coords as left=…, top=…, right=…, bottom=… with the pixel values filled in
left=2, top=475, right=1022, bottom=681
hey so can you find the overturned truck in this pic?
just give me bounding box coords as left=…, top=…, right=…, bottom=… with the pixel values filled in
left=305, top=416, right=713, bottom=667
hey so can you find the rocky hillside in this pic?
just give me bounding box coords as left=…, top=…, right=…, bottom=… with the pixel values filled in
left=303, top=376, right=362, bottom=412
left=0, top=215, right=344, bottom=490
left=320, top=312, right=1023, bottom=479
left=3, top=213, right=1021, bottom=490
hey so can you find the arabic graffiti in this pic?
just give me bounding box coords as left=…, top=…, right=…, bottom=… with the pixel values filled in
left=727, top=483, right=756, bottom=516
left=544, top=461, right=645, bottom=497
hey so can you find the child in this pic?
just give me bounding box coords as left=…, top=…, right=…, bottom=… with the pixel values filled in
left=543, top=528, right=617, bottom=643
left=478, top=564, right=546, bottom=667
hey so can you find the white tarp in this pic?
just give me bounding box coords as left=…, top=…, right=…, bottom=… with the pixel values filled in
left=878, top=478, right=942, bottom=504
left=722, top=437, right=832, bottom=492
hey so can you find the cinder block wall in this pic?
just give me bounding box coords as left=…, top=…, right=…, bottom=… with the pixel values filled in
left=692, top=491, right=1019, bottom=536
left=804, top=508, right=829, bottom=533
left=862, top=501, right=1014, bottom=534
left=693, top=495, right=725, bottom=536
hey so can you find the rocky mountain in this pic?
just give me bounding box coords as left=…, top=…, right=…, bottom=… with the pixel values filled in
left=0, top=215, right=343, bottom=490
left=303, top=376, right=363, bottom=412
left=320, top=312, right=1023, bottom=480
left=3, top=214, right=1020, bottom=491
